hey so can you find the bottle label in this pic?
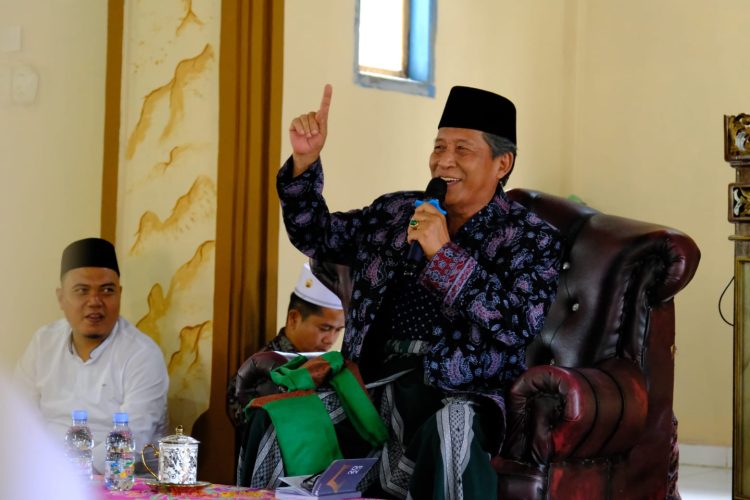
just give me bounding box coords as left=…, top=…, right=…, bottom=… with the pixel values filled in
left=105, top=458, right=134, bottom=479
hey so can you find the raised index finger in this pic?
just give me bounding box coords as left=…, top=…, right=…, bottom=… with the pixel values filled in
left=316, top=84, right=333, bottom=124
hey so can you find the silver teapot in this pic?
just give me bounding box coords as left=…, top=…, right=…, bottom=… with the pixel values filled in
left=141, top=425, right=199, bottom=484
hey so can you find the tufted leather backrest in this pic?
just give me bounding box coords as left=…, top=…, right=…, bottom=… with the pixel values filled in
left=507, top=189, right=701, bottom=368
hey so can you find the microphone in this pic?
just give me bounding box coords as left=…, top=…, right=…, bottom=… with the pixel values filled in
left=405, top=177, right=448, bottom=266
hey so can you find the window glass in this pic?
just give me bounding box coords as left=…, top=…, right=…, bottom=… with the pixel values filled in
left=358, top=0, right=407, bottom=76
left=355, top=0, right=436, bottom=97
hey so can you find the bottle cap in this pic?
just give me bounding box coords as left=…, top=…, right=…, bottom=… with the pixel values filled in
left=113, top=412, right=129, bottom=424
left=72, top=409, right=88, bottom=421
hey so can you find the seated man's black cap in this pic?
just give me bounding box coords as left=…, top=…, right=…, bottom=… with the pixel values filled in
left=60, top=238, right=120, bottom=279
left=438, top=86, right=516, bottom=145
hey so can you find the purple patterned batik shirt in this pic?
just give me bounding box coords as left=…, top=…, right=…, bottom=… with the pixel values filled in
left=277, top=157, right=562, bottom=412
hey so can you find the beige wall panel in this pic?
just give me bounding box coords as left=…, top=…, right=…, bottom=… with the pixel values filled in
left=117, top=0, right=220, bottom=433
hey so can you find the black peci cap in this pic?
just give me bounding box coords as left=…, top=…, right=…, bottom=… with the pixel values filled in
left=437, top=86, right=516, bottom=145
left=60, top=238, right=120, bottom=279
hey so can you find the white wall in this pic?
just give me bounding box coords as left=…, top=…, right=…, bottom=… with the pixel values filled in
left=569, top=0, right=742, bottom=446
left=0, top=0, right=108, bottom=370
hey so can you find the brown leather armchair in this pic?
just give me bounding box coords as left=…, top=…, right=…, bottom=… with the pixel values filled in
left=492, top=189, right=699, bottom=499
left=233, top=188, right=700, bottom=499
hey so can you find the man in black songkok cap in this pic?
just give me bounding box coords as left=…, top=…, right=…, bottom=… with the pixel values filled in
left=14, top=237, right=169, bottom=474
left=437, top=85, right=518, bottom=187
left=56, top=238, right=122, bottom=349
left=239, top=85, right=561, bottom=499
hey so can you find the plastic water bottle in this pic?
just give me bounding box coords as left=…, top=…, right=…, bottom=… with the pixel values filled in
left=104, top=412, right=135, bottom=491
left=64, top=409, right=94, bottom=481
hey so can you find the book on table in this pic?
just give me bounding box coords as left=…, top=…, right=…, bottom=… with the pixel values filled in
left=274, top=457, right=377, bottom=499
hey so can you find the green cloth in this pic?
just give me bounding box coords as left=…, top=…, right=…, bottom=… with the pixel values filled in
left=255, top=352, right=387, bottom=476
left=269, top=354, right=314, bottom=389
left=329, top=367, right=388, bottom=447
left=269, top=351, right=344, bottom=390
left=261, top=393, right=342, bottom=476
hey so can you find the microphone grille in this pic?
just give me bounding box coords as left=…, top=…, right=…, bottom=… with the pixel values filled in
left=425, top=177, right=448, bottom=202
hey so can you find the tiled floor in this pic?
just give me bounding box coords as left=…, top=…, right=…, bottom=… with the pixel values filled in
left=679, top=465, right=732, bottom=499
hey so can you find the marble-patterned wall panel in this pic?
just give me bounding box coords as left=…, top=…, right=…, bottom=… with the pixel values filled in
left=117, top=0, right=220, bottom=434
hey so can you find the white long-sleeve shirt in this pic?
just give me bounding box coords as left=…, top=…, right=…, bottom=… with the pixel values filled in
left=13, top=316, right=170, bottom=473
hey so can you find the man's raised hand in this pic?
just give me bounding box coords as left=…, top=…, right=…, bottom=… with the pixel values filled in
left=290, top=84, right=332, bottom=176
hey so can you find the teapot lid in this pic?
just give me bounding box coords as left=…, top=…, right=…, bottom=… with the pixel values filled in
left=160, top=425, right=200, bottom=445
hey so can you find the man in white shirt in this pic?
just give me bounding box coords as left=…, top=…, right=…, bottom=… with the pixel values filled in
left=14, top=237, right=169, bottom=473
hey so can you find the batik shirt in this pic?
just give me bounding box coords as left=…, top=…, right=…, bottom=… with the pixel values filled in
left=260, top=328, right=298, bottom=353
left=277, top=158, right=562, bottom=411
left=227, top=328, right=298, bottom=426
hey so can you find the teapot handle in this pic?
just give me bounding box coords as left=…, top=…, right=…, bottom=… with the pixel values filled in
left=141, top=443, right=159, bottom=480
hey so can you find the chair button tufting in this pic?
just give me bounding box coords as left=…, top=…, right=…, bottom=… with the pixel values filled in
left=562, top=261, right=571, bottom=270
left=571, top=302, right=580, bottom=312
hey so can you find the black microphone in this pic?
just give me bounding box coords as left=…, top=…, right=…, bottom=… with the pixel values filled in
left=405, top=177, right=448, bottom=266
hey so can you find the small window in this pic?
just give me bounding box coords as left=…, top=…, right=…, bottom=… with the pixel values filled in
left=355, top=0, right=436, bottom=97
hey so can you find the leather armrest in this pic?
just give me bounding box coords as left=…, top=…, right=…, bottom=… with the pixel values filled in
left=502, top=358, right=648, bottom=464
left=235, top=351, right=288, bottom=407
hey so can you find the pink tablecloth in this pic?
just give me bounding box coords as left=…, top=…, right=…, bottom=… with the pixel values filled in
left=92, top=476, right=276, bottom=499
